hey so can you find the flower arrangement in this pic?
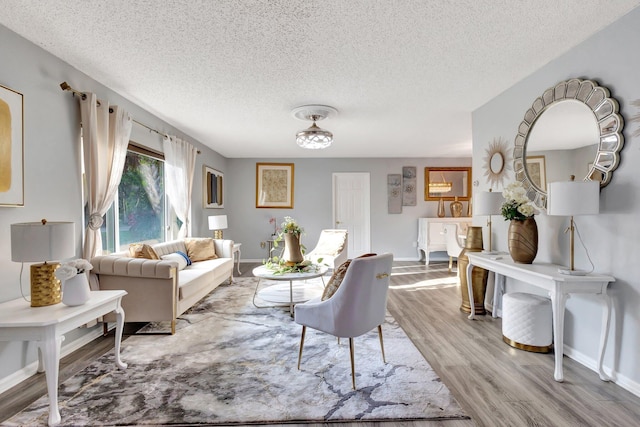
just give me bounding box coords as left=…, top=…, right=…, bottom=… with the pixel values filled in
left=501, top=181, right=536, bottom=221
left=54, top=259, right=93, bottom=282
left=274, top=216, right=304, bottom=242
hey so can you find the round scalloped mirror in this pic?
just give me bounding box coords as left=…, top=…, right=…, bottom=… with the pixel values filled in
left=513, top=78, right=624, bottom=210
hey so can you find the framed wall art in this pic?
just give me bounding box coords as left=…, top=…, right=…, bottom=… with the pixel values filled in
left=402, top=166, right=417, bottom=206
left=203, top=165, right=224, bottom=208
left=525, top=156, right=547, bottom=191
left=0, top=84, right=24, bottom=207
left=256, top=162, right=294, bottom=208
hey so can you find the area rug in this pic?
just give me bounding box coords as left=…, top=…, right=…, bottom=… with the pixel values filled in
left=6, top=277, right=468, bottom=426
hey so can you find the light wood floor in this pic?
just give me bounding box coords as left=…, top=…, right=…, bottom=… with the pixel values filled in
left=1, top=261, right=639, bottom=426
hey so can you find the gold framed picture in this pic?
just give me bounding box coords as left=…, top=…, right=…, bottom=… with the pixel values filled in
left=203, top=165, right=223, bottom=208
left=0, top=84, right=24, bottom=207
left=256, top=162, right=294, bottom=208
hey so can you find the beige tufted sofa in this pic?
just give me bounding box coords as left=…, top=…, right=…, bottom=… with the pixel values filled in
left=91, top=239, right=234, bottom=334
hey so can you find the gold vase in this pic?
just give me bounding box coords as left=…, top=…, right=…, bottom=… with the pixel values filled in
left=450, top=196, right=463, bottom=217
left=283, top=232, right=304, bottom=266
left=458, top=226, right=488, bottom=315
left=508, top=218, right=538, bottom=264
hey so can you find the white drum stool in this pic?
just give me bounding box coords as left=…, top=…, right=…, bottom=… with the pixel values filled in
left=502, top=292, right=552, bottom=353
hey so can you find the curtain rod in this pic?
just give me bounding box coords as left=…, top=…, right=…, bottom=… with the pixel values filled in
left=60, top=81, right=200, bottom=153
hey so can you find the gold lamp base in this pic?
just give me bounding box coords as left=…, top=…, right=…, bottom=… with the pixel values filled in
left=213, top=230, right=223, bottom=239
left=30, top=262, right=62, bottom=307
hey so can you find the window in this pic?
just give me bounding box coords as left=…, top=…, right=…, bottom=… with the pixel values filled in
left=101, top=145, right=168, bottom=252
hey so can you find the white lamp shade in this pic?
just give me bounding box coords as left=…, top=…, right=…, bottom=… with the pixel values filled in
left=475, top=191, right=503, bottom=216
left=208, top=215, right=228, bottom=230
left=11, top=221, right=75, bottom=262
left=547, top=181, right=600, bottom=216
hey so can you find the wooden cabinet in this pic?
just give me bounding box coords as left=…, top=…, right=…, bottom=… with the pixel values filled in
left=418, top=217, right=472, bottom=264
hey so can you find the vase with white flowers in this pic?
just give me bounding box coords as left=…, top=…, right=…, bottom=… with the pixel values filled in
left=55, top=259, right=93, bottom=306
left=501, top=181, right=538, bottom=263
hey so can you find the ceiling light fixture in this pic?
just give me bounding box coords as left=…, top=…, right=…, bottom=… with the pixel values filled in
left=292, top=105, right=338, bottom=149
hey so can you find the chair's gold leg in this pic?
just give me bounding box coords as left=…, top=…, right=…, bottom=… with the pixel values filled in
left=297, top=326, right=306, bottom=370
left=349, top=337, right=356, bottom=390
left=378, top=324, right=386, bottom=363
left=171, top=319, right=176, bottom=335
left=449, top=256, right=453, bottom=272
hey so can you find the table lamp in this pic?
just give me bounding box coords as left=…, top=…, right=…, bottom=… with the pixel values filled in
left=208, top=215, right=228, bottom=239
left=474, top=189, right=503, bottom=253
left=11, top=219, right=75, bottom=306
left=547, top=177, right=600, bottom=275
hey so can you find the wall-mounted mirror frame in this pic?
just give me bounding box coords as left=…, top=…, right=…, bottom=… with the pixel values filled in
left=424, top=167, right=472, bottom=201
left=513, top=78, right=624, bottom=209
left=483, top=137, right=512, bottom=189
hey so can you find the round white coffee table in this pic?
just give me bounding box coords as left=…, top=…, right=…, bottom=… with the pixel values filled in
left=252, top=265, right=328, bottom=316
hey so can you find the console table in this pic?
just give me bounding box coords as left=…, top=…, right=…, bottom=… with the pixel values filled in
left=465, top=252, right=614, bottom=382
left=0, top=290, right=127, bottom=426
left=417, top=217, right=471, bottom=264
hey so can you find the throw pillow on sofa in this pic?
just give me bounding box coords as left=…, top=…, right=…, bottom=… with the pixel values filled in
left=184, top=238, right=218, bottom=262
left=321, top=253, right=377, bottom=301
left=160, top=252, right=189, bottom=270
left=129, top=243, right=160, bottom=260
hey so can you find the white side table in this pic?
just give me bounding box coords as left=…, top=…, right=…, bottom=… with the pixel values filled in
left=233, top=242, right=242, bottom=275
left=0, top=290, right=128, bottom=426
left=252, top=265, right=328, bottom=315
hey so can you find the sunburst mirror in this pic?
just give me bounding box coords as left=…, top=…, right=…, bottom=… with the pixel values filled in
left=482, top=137, right=512, bottom=189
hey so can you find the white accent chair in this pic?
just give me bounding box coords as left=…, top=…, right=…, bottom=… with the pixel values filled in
left=444, top=224, right=464, bottom=273
left=294, top=253, right=394, bottom=389
left=304, top=229, right=348, bottom=270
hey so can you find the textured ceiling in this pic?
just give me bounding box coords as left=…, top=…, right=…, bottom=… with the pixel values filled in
left=1, top=1, right=639, bottom=158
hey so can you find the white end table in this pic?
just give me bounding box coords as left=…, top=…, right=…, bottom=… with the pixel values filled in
left=0, top=290, right=127, bottom=426
left=252, top=265, right=328, bottom=315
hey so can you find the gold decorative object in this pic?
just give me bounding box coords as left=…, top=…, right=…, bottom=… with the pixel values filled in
left=482, top=137, right=511, bottom=189
left=458, top=226, right=488, bottom=315
left=437, top=197, right=445, bottom=217
left=450, top=196, right=463, bottom=217
left=282, top=232, right=304, bottom=266
left=30, top=263, right=62, bottom=307
left=466, top=197, right=472, bottom=217
left=508, top=218, right=538, bottom=264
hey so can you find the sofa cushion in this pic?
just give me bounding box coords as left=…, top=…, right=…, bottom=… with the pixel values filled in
left=321, top=253, right=377, bottom=301
left=129, top=243, right=160, bottom=260
left=161, top=252, right=189, bottom=270
left=184, top=238, right=218, bottom=262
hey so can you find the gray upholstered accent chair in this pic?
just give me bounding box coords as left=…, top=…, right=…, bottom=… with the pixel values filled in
left=294, top=253, right=393, bottom=389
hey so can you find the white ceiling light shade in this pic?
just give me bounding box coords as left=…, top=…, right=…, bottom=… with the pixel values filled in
left=292, top=105, right=338, bottom=149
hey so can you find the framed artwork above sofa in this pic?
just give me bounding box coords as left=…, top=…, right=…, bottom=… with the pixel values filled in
left=204, top=165, right=223, bottom=208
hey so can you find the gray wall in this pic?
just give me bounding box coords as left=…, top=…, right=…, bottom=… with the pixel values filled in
left=225, top=157, right=470, bottom=262
left=472, top=8, right=640, bottom=394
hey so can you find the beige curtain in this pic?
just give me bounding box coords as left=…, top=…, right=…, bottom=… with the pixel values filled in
left=79, top=93, right=132, bottom=262
left=163, top=135, right=197, bottom=238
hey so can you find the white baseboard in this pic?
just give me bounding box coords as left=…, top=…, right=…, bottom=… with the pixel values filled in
left=563, top=345, right=640, bottom=398
left=0, top=327, right=104, bottom=394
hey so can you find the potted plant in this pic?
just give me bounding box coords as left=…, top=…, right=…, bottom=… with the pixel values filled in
left=55, top=259, right=93, bottom=306
left=501, top=182, right=538, bottom=263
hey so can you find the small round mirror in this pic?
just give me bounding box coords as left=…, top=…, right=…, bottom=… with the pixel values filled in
left=490, top=152, right=504, bottom=174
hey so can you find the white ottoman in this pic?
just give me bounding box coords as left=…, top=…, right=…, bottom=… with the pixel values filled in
left=502, top=292, right=552, bottom=353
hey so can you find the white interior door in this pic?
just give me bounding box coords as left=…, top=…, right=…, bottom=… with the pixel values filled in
left=332, top=173, right=370, bottom=257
